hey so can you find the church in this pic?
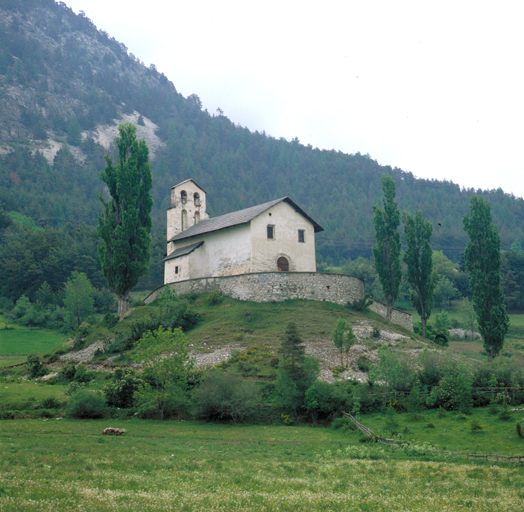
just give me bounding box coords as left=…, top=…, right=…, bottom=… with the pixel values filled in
left=164, top=179, right=324, bottom=284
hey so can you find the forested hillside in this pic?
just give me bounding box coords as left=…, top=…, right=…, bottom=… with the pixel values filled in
left=1, top=0, right=524, bottom=297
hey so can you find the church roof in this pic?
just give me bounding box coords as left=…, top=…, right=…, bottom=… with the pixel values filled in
left=163, top=240, right=204, bottom=261
left=169, top=197, right=323, bottom=243
left=170, top=179, right=207, bottom=193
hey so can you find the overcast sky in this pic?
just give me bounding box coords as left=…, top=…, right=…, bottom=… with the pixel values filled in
left=64, top=0, right=524, bottom=198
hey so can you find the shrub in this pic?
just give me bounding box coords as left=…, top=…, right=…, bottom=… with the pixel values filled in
left=192, top=372, right=261, bottom=422
left=26, top=353, right=48, bottom=378
left=205, top=291, right=223, bottom=305
left=104, top=368, right=143, bottom=408
left=470, top=418, right=483, bottom=431
left=42, top=397, right=61, bottom=409
left=516, top=421, right=523, bottom=438
left=73, top=364, right=93, bottom=383
left=304, top=381, right=352, bottom=421
left=356, top=357, right=370, bottom=373
left=330, top=417, right=355, bottom=431
left=64, top=381, right=85, bottom=396
left=66, top=390, right=107, bottom=419
left=498, top=406, right=512, bottom=421
left=59, top=364, right=76, bottom=382
left=436, top=406, right=447, bottom=418
left=371, top=326, right=380, bottom=339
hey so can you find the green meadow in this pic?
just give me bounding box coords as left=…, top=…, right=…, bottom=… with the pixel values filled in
left=0, top=316, right=66, bottom=367
left=1, top=419, right=524, bottom=511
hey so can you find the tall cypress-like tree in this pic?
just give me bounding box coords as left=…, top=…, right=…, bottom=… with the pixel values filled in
left=97, top=123, right=153, bottom=317
left=463, top=196, right=509, bottom=361
left=372, top=174, right=402, bottom=325
left=403, top=210, right=436, bottom=338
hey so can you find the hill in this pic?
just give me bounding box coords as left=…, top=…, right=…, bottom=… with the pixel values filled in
left=1, top=0, right=524, bottom=293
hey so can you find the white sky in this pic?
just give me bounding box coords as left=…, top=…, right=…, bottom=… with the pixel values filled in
left=64, top=0, right=524, bottom=198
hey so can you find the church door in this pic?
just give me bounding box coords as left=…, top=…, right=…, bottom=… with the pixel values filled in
left=277, top=257, right=289, bottom=272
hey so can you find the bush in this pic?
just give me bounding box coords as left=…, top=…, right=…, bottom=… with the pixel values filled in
left=330, top=417, right=355, bottom=432
left=516, top=421, right=523, bottom=438
left=192, top=372, right=261, bottom=422
left=304, top=381, right=352, bottom=421
left=470, top=418, right=483, bottom=431
left=26, top=353, right=48, bottom=378
left=356, top=357, right=370, bottom=373
left=205, top=291, right=223, bottom=305
left=371, top=326, right=380, bottom=339
left=73, top=364, right=93, bottom=383
left=59, top=364, right=77, bottom=382
left=42, top=397, right=61, bottom=409
left=104, top=368, right=143, bottom=408
left=66, top=390, right=107, bottom=419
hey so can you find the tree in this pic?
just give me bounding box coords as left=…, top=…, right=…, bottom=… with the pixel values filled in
left=463, top=196, right=509, bottom=361
left=97, top=122, right=153, bottom=317
left=133, top=326, right=194, bottom=420
left=276, top=322, right=319, bottom=415
left=372, top=174, right=402, bottom=324
left=277, top=322, right=306, bottom=380
left=403, top=210, right=436, bottom=338
left=343, top=325, right=356, bottom=366
left=459, top=297, right=477, bottom=339
left=63, top=271, right=95, bottom=329
left=67, top=115, right=82, bottom=146
left=332, top=318, right=349, bottom=367
left=433, top=276, right=459, bottom=307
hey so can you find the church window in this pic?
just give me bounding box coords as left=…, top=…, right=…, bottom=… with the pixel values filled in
left=298, top=230, right=305, bottom=243
left=277, top=257, right=289, bottom=272
left=181, top=210, right=188, bottom=231
left=267, top=225, right=274, bottom=239
left=194, top=193, right=200, bottom=206
left=175, top=266, right=179, bottom=274
left=181, top=190, right=187, bottom=204
left=195, top=211, right=200, bottom=224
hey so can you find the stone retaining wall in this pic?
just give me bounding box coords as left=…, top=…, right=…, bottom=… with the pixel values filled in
left=144, top=272, right=412, bottom=330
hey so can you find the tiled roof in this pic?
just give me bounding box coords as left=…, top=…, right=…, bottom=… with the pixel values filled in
left=170, top=179, right=207, bottom=193
left=163, top=241, right=204, bottom=261
left=169, top=197, right=323, bottom=243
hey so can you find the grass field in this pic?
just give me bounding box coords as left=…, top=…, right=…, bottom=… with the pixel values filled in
left=0, top=315, right=67, bottom=367
left=1, top=419, right=524, bottom=511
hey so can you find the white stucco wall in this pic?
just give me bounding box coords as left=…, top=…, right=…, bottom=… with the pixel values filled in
left=166, top=180, right=209, bottom=244
left=250, top=201, right=316, bottom=272
left=165, top=224, right=252, bottom=283
left=164, top=252, right=192, bottom=284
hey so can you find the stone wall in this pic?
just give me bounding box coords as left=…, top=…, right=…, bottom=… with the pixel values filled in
left=145, top=272, right=413, bottom=330
left=368, top=300, right=413, bottom=331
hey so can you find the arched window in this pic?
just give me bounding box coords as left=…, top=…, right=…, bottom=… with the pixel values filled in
left=277, top=257, right=289, bottom=272
left=181, top=190, right=187, bottom=204
left=194, top=211, right=200, bottom=224
left=194, top=192, right=200, bottom=206
left=181, top=210, right=188, bottom=231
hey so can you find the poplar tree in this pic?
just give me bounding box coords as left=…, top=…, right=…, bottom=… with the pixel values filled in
left=463, top=196, right=509, bottom=361
left=403, top=210, right=436, bottom=338
left=372, top=174, right=402, bottom=324
left=97, top=123, right=153, bottom=318
left=333, top=318, right=349, bottom=367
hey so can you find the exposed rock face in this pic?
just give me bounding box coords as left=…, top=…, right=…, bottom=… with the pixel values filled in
left=0, top=2, right=174, bottom=155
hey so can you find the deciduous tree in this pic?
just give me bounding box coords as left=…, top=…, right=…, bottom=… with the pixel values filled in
left=133, top=326, right=194, bottom=420
left=97, top=122, right=153, bottom=317
left=463, top=196, right=509, bottom=361
left=372, top=174, right=402, bottom=324
left=63, top=271, right=95, bottom=329
left=403, top=210, right=436, bottom=338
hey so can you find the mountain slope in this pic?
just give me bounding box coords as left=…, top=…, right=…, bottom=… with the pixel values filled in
left=1, top=0, right=524, bottom=289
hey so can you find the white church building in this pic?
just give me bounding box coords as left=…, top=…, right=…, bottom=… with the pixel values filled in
left=164, top=179, right=324, bottom=284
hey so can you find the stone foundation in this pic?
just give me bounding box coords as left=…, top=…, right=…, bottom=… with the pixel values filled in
left=144, top=272, right=412, bottom=330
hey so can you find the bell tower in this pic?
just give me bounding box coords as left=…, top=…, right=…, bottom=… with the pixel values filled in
left=166, top=179, right=209, bottom=254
